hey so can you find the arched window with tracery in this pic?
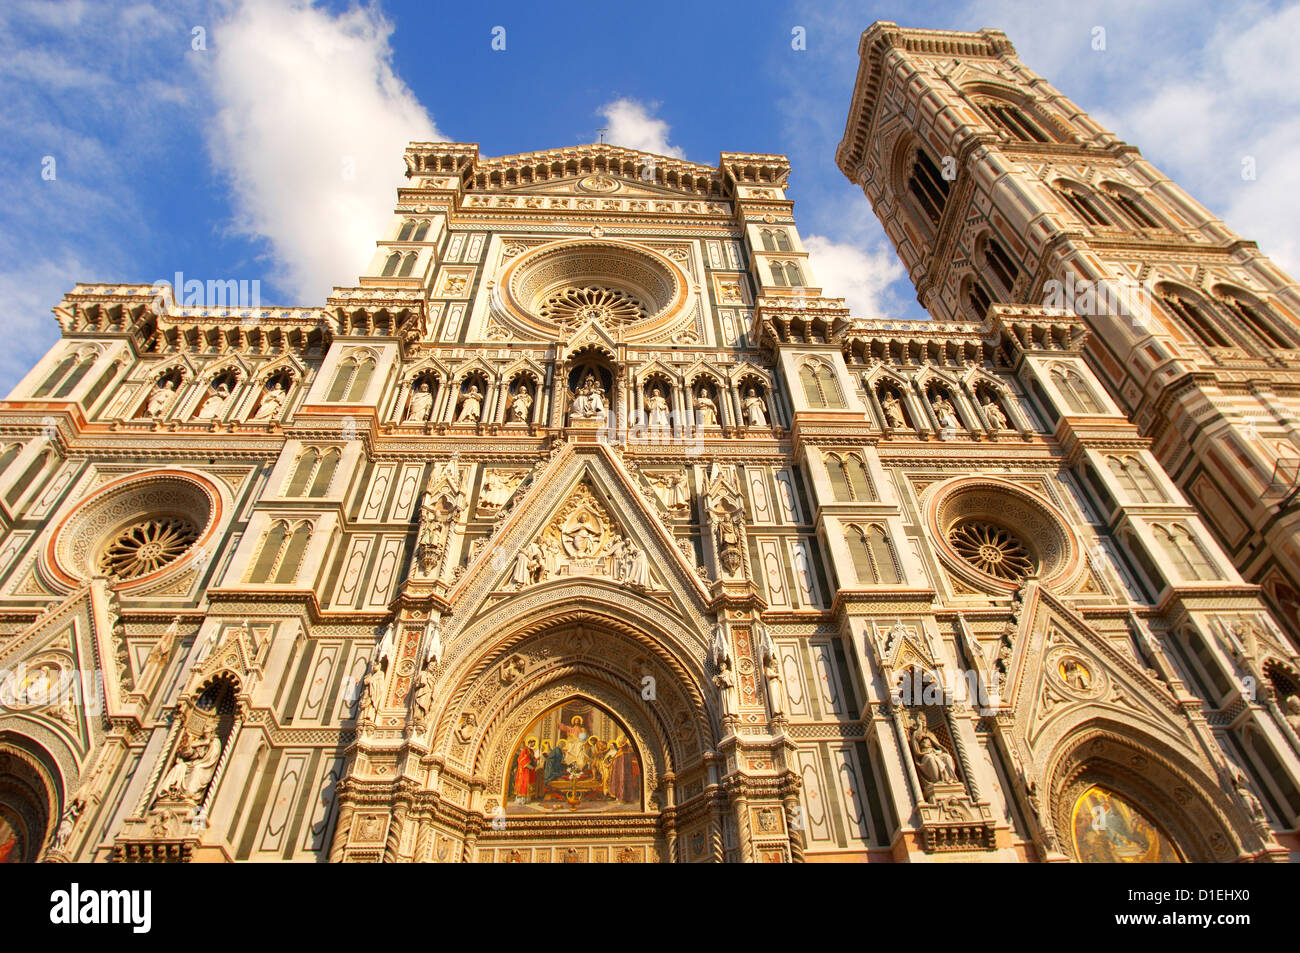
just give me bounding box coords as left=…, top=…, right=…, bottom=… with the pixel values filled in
left=1214, top=288, right=1294, bottom=349
left=1054, top=183, right=1112, bottom=227
left=845, top=523, right=901, bottom=584
left=760, top=228, right=793, bottom=252
left=381, top=252, right=402, bottom=277
left=1050, top=365, right=1103, bottom=414
left=1100, top=184, right=1162, bottom=229
left=1158, top=287, right=1232, bottom=349
left=826, top=452, right=873, bottom=502
left=248, top=520, right=312, bottom=584
left=1152, top=523, right=1217, bottom=581
left=6, top=450, right=50, bottom=506
left=0, top=443, right=20, bottom=477
left=908, top=147, right=951, bottom=227
left=1107, top=455, right=1166, bottom=504
left=398, top=252, right=419, bottom=278
left=33, top=349, right=97, bottom=399
left=966, top=277, right=993, bottom=320
left=975, top=98, right=1052, bottom=143
left=981, top=236, right=1019, bottom=296
left=800, top=360, right=843, bottom=408
left=286, top=447, right=341, bottom=497
left=326, top=352, right=376, bottom=402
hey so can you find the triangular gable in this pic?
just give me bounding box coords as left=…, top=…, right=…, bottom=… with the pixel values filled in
left=1004, top=582, right=1188, bottom=756
left=446, top=443, right=711, bottom=624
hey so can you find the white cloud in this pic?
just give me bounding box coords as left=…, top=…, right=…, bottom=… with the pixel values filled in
left=803, top=234, right=905, bottom=319
left=202, top=0, right=442, bottom=302
left=596, top=99, right=684, bottom=157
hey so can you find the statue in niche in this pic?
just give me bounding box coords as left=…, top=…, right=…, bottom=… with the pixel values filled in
left=357, top=666, right=382, bottom=723
left=422, top=616, right=443, bottom=668
left=145, top=378, right=177, bottom=419
left=714, top=657, right=737, bottom=719
left=645, top=387, right=671, bottom=431
left=931, top=393, right=959, bottom=431
left=757, top=624, right=785, bottom=717
left=881, top=391, right=907, bottom=429
left=1283, top=695, right=1300, bottom=737
left=49, top=797, right=85, bottom=853
left=1232, top=770, right=1273, bottom=839
left=195, top=381, right=232, bottom=420
left=694, top=390, right=718, bottom=426
left=981, top=395, right=1008, bottom=432
left=705, top=463, right=746, bottom=577
left=406, top=381, right=433, bottom=422
left=509, top=385, right=533, bottom=423
left=373, top=623, right=397, bottom=673
left=251, top=381, right=287, bottom=421
left=158, top=728, right=223, bottom=803
left=908, top=717, right=959, bottom=799
left=411, top=663, right=435, bottom=724
left=570, top=373, right=607, bottom=420
left=743, top=388, right=768, bottom=427
left=457, top=384, right=483, bottom=423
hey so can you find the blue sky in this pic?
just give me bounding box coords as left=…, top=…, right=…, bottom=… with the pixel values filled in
left=2, top=0, right=1298, bottom=394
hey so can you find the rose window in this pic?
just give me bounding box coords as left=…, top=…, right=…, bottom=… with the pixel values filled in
left=95, top=517, right=200, bottom=580
left=947, top=519, right=1035, bottom=581
left=539, top=286, right=647, bottom=327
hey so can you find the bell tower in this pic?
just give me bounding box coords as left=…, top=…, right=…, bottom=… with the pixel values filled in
left=837, top=21, right=1300, bottom=644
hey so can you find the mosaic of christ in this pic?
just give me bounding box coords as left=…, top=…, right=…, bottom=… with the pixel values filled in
left=504, top=699, right=642, bottom=814
left=1070, top=785, right=1183, bottom=863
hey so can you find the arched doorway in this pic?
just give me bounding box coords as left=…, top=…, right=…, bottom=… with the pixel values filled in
left=0, top=734, right=63, bottom=863
left=1047, top=726, right=1240, bottom=863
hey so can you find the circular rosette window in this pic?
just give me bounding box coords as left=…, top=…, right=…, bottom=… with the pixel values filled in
left=497, top=240, right=690, bottom=342
left=926, top=477, right=1081, bottom=593
left=45, top=470, right=223, bottom=591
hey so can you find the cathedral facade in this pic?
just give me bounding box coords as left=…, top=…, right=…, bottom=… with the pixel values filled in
left=0, top=22, right=1298, bottom=863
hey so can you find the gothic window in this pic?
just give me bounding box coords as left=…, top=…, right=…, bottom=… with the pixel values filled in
left=248, top=519, right=312, bottom=584
left=381, top=252, right=402, bottom=277
left=327, top=353, right=376, bottom=402
left=397, top=220, right=415, bottom=241
left=5, top=450, right=50, bottom=506
left=398, top=252, right=419, bottom=278
left=1101, top=184, right=1161, bottom=229
left=948, top=518, right=1035, bottom=581
left=82, top=360, right=121, bottom=411
left=1152, top=523, right=1217, bottom=581
left=0, top=444, right=19, bottom=476
left=826, top=453, right=873, bottom=502
left=1055, top=184, right=1112, bottom=227
left=1107, top=455, right=1166, bottom=503
left=967, top=278, right=993, bottom=320
left=1158, top=289, right=1232, bottom=348
left=412, top=220, right=430, bottom=241
left=1049, top=365, right=1103, bottom=414
left=845, top=523, right=901, bottom=584
left=34, top=350, right=97, bottom=399
left=976, top=100, right=1051, bottom=143
left=800, top=360, right=843, bottom=408
left=1215, top=289, right=1294, bottom=349
left=770, top=260, right=803, bottom=286
left=982, top=237, right=1019, bottom=296
left=286, top=447, right=342, bottom=498
left=908, top=148, right=951, bottom=227
left=760, top=228, right=793, bottom=252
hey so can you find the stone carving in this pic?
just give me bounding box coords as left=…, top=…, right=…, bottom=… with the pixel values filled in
left=1232, top=770, right=1273, bottom=841
left=508, top=385, right=533, bottom=423
left=705, top=463, right=746, bottom=578
left=358, top=667, right=382, bottom=724
left=411, top=664, right=435, bottom=725
left=757, top=624, right=785, bottom=717
left=406, top=382, right=433, bottom=422
left=479, top=469, right=526, bottom=511
left=457, top=385, right=483, bottom=423
left=931, top=393, right=960, bottom=431
left=645, top=387, right=671, bottom=431
left=981, top=396, right=1007, bottom=432
left=881, top=391, right=907, bottom=428
left=195, top=382, right=232, bottom=421
left=647, top=469, right=690, bottom=512
left=570, top=373, right=607, bottom=420
left=251, top=381, right=287, bottom=421
left=157, top=728, right=223, bottom=803
left=508, top=483, right=654, bottom=589
left=415, top=456, right=467, bottom=577
left=694, top=390, right=718, bottom=426
left=743, top=388, right=768, bottom=427
left=1284, top=695, right=1300, bottom=738
left=906, top=712, right=959, bottom=800
left=422, top=616, right=443, bottom=668
left=49, top=797, right=85, bottom=853
left=145, top=379, right=176, bottom=419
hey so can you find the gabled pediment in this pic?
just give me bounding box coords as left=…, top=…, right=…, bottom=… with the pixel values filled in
left=446, top=444, right=711, bottom=627
left=1005, top=583, right=1187, bottom=758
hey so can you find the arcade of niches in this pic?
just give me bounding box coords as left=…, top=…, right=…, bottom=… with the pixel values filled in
left=1, top=25, right=1299, bottom=863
